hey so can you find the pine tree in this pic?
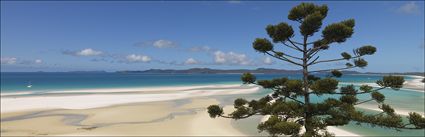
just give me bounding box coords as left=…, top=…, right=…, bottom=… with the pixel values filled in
left=207, top=3, right=425, bottom=137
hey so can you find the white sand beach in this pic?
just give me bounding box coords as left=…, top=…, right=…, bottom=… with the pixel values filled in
left=0, top=84, right=259, bottom=136
left=403, top=75, right=425, bottom=91
left=1, top=84, right=259, bottom=113
left=0, top=83, right=362, bottom=136
left=357, top=104, right=425, bottom=116
left=259, top=115, right=359, bottom=136
left=3, top=77, right=422, bottom=136
left=1, top=98, right=246, bottom=136
left=340, top=75, right=424, bottom=93
left=0, top=84, right=249, bottom=96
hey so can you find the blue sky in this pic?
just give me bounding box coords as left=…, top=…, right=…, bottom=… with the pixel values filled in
left=1, top=1, right=424, bottom=72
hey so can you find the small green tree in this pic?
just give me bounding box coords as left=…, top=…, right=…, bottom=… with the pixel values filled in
left=207, top=3, right=425, bottom=137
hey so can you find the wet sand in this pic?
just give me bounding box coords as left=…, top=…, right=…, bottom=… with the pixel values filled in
left=1, top=98, right=245, bottom=136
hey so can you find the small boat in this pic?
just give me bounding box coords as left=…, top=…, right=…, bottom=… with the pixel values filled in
left=27, top=82, right=32, bottom=88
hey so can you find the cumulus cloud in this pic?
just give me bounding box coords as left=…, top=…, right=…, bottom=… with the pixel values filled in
left=263, top=57, right=273, bottom=65
left=189, top=46, right=212, bottom=52
left=213, top=51, right=252, bottom=65
left=63, top=48, right=103, bottom=56
left=1, top=57, right=44, bottom=65
left=35, top=59, right=43, bottom=64
left=184, top=58, right=198, bottom=65
left=153, top=40, right=176, bottom=48
left=189, top=47, right=273, bottom=66
left=126, top=54, right=152, bottom=62
left=135, top=39, right=177, bottom=48
left=227, top=0, right=242, bottom=4
left=76, top=48, right=103, bottom=56
left=1, top=57, right=17, bottom=64
left=397, top=2, right=420, bottom=14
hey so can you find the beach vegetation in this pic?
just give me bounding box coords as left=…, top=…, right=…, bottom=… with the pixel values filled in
left=207, top=2, right=425, bottom=137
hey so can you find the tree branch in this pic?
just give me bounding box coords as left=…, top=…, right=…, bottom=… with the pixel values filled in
left=316, top=87, right=387, bottom=95
left=308, top=49, right=320, bottom=60
left=265, top=51, right=303, bottom=66
left=287, top=39, right=304, bottom=51
left=309, top=66, right=356, bottom=73
left=307, top=45, right=326, bottom=54
left=306, top=40, right=320, bottom=45
left=265, top=87, right=305, bottom=105
left=355, top=99, right=374, bottom=105
left=311, top=56, right=362, bottom=65
left=219, top=112, right=260, bottom=119
left=285, top=96, right=305, bottom=105
left=351, top=120, right=424, bottom=130
left=307, top=56, right=320, bottom=66
left=282, top=42, right=303, bottom=52
left=271, top=50, right=303, bottom=60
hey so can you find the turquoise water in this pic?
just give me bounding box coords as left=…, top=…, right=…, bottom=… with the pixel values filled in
left=216, top=87, right=424, bottom=136
left=0, top=72, right=406, bottom=93
left=1, top=72, right=241, bottom=92
left=0, top=72, right=423, bottom=136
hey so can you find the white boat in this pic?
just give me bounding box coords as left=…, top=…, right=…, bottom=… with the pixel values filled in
left=27, top=82, right=32, bottom=88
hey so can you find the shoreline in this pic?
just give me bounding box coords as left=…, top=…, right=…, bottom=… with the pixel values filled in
left=0, top=83, right=241, bottom=96
left=356, top=104, right=425, bottom=116
left=1, top=84, right=260, bottom=113
left=340, top=75, right=424, bottom=93
left=1, top=98, right=246, bottom=136
left=2, top=74, right=422, bottom=96
left=403, top=75, right=424, bottom=91
left=1, top=75, right=423, bottom=136
left=259, top=115, right=360, bottom=136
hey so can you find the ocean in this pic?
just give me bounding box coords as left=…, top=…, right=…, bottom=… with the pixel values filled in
left=0, top=72, right=410, bottom=93
left=1, top=72, right=424, bottom=136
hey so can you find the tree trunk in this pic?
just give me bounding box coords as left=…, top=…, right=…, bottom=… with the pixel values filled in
left=302, top=36, right=313, bottom=134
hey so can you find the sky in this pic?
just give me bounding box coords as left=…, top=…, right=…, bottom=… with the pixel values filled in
left=1, top=1, right=424, bottom=72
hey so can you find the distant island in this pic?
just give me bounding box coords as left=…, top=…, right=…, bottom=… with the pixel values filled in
left=116, top=68, right=424, bottom=76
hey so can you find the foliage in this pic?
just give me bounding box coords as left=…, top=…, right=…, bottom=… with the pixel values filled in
left=207, top=2, right=425, bottom=136
left=330, top=70, right=342, bottom=78
left=253, top=38, right=273, bottom=53
left=241, top=72, right=256, bottom=84
left=341, top=52, right=351, bottom=60
left=207, top=105, right=223, bottom=118
left=310, top=78, right=339, bottom=95
left=376, top=75, right=404, bottom=89
left=266, top=23, right=294, bottom=42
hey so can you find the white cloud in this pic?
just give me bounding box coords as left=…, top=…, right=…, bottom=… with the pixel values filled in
left=126, top=54, right=152, bottom=62
left=35, top=59, right=43, bottom=64
left=135, top=39, right=177, bottom=48
left=184, top=58, right=198, bottom=65
left=263, top=57, right=273, bottom=65
left=397, top=2, right=420, bottom=14
left=1, top=57, right=17, bottom=64
left=189, top=46, right=212, bottom=52
left=153, top=40, right=176, bottom=48
left=228, top=0, right=242, bottom=4
left=213, top=51, right=252, bottom=65
left=63, top=48, right=103, bottom=57
left=76, top=48, right=103, bottom=56
left=1, top=57, right=45, bottom=65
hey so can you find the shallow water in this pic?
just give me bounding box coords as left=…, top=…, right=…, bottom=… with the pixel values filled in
left=1, top=72, right=423, bottom=136
left=1, top=72, right=404, bottom=93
